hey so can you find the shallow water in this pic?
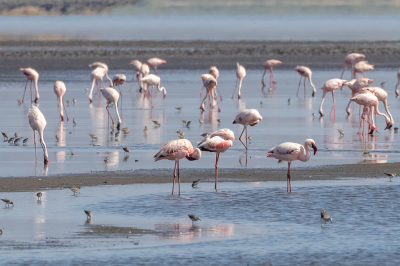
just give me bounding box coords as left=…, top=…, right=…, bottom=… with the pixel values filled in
left=0, top=179, right=399, bottom=265
left=0, top=69, right=399, bottom=177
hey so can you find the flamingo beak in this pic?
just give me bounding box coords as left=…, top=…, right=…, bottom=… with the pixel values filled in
left=385, top=122, right=393, bottom=130
left=312, top=143, right=317, bottom=155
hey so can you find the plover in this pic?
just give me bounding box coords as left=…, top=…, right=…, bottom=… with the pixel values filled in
left=260, top=101, right=263, bottom=106
left=152, top=120, right=160, bottom=126
left=181, top=120, right=187, bottom=125
left=188, top=214, right=201, bottom=225
left=73, top=98, right=77, bottom=103
left=89, top=134, right=98, bottom=141
left=217, top=119, right=221, bottom=124
left=14, top=133, right=18, bottom=138
left=123, top=147, right=130, bottom=154
left=104, top=157, right=109, bottom=164
left=1, top=132, right=8, bottom=141
left=84, top=210, right=92, bottom=219
left=338, top=129, right=344, bottom=137
left=8, top=137, right=15, bottom=143
left=248, top=136, right=253, bottom=140
left=121, top=127, right=129, bottom=134
left=23, top=138, right=28, bottom=145
left=1, top=199, right=14, bottom=207
left=199, top=119, right=203, bottom=124
left=381, top=81, right=386, bottom=88
left=14, top=137, right=23, bottom=144
left=37, top=192, right=42, bottom=200
left=143, top=126, right=148, bottom=132
left=17, top=99, right=22, bottom=105
left=66, top=100, right=70, bottom=105
left=176, top=106, right=182, bottom=111
left=192, top=179, right=201, bottom=188
left=69, top=186, right=81, bottom=195
left=320, top=208, right=333, bottom=227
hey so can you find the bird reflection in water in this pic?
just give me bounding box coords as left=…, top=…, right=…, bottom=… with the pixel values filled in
left=155, top=222, right=234, bottom=240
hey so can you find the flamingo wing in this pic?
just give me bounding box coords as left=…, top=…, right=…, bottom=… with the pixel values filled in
left=198, top=136, right=233, bottom=153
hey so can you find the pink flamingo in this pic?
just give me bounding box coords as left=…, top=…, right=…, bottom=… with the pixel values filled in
left=89, top=62, right=113, bottom=86
left=28, top=105, right=49, bottom=164
left=139, top=63, right=150, bottom=92
left=360, top=86, right=394, bottom=128
left=318, top=79, right=347, bottom=117
left=100, top=87, right=122, bottom=130
left=20, top=68, right=40, bottom=103
left=294, top=66, right=317, bottom=97
left=200, top=74, right=220, bottom=112
left=352, top=61, right=374, bottom=78
left=395, top=69, right=400, bottom=97
left=147, top=58, right=166, bottom=75
left=232, top=109, right=263, bottom=149
left=154, top=139, right=201, bottom=195
left=344, top=77, right=374, bottom=115
left=232, top=63, right=246, bottom=99
left=197, top=128, right=235, bottom=190
left=267, top=139, right=317, bottom=193
left=341, top=53, right=365, bottom=79
left=89, top=67, right=112, bottom=103
left=53, top=81, right=69, bottom=122
left=112, top=74, right=127, bottom=108
left=130, top=60, right=142, bottom=83
left=262, top=59, right=282, bottom=88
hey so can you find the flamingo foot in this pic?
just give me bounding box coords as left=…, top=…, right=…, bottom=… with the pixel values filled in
left=357, top=131, right=361, bottom=135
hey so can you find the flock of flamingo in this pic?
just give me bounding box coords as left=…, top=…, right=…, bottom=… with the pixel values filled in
left=16, top=52, right=397, bottom=195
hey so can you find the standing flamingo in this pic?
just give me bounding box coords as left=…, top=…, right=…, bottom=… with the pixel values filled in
left=140, top=74, right=167, bottom=109
left=352, top=61, right=374, bottom=78
left=318, top=79, right=347, bottom=117
left=360, top=86, right=394, bottom=128
left=112, top=74, right=127, bottom=108
left=28, top=106, right=49, bottom=164
left=294, top=66, right=317, bottom=97
left=232, top=63, right=246, bottom=99
left=100, top=87, right=122, bottom=130
left=20, top=68, right=40, bottom=103
left=344, top=77, right=374, bottom=115
left=53, top=81, right=69, bottom=122
left=154, top=139, right=201, bottom=195
left=262, top=59, right=282, bottom=88
left=209, top=66, right=223, bottom=100
left=267, top=139, right=317, bottom=193
left=147, top=58, right=166, bottom=75
left=197, top=128, right=234, bottom=190
left=232, top=109, right=263, bottom=149
left=395, top=69, right=400, bottom=97
left=89, top=67, right=112, bottom=103
left=89, top=62, right=112, bottom=85
left=130, top=60, right=142, bottom=83
left=200, top=74, right=220, bottom=112
left=340, top=53, right=365, bottom=79
left=139, top=63, right=150, bottom=92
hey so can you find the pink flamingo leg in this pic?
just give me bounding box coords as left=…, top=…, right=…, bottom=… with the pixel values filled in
left=215, top=153, right=220, bottom=190
left=287, top=162, right=291, bottom=193
left=172, top=161, right=177, bottom=195
left=296, top=77, right=302, bottom=97
left=22, top=80, right=28, bottom=103
left=238, top=126, right=247, bottom=149
left=329, top=91, right=335, bottom=118
left=106, top=105, right=114, bottom=124
left=29, top=81, right=33, bottom=102
left=62, top=96, right=70, bottom=122
left=177, top=160, right=181, bottom=196
left=303, top=77, right=306, bottom=98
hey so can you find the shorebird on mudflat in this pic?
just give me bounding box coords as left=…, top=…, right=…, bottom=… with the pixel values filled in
left=37, top=192, right=42, bottom=201
left=143, top=126, right=148, bottom=132
left=152, top=120, right=160, bottom=126
left=176, top=106, right=182, bottom=111
left=192, top=179, right=201, bottom=188
left=384, top=173, right=396, bottom=181
left=8, top=137, right=15, bottom=143
left=69, top=186, right=81, bottom=195
left=89, top=134, right=98, bottom=141
left=1, top=199, right=14, bottom=207
left=188, top=214, right=201, bottom=225
left=123, top=147, right=130, bottom=154
left=23, top=138, right=28, bottom=145
left=121, top=127, right=129, bottom=134
left=1, top=132, right=8, bottom=141
left=338, top=129, right=344, bottom=137
left=84, top=210, right=92, bottom=220
left=321, top=208, right=333, bottom=227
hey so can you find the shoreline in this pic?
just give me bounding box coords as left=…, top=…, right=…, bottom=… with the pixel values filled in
left=0, top=162, right=397, bottom=192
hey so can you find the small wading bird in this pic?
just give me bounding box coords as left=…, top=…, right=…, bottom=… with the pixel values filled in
left=123, top=147, right=130, bottom=155
left=198, top=128, right=234, bottom=190
left=232, top=63, right=246, bottom=99
left=69, top=186, right=81, bottom=195
left=37, top=192, right=42, bottom=201
left=20, top=68, right=40, bottom=103
left=1, top=198, right=14, bottom=207
left=267, top=139, right=317, bottom=193
left=320, top=208, right=333, bottom=227
left=188, top=214, right=201, bottom=225
left=192, top=179, right=201, bottom=188
left=28, top=106, right=49, bottom=164
left=84, top=210, right=92, bottom=220
left=121, top=127, right=129, bottom=134
left=54, top=81, right=69, bottom=121
left=294, top=66, right=317, bottom=97
left=147, top=57, right=166, bottom=75
left=152, top=120, right=160, bottom=126
left=89, top=134, right=98, bottom=141
left=154, top=139, right=201, bottom=195
left=23, top=138, right=28, bottom=145
left=338, top=129, right=344, bottom=137
left=233, top=109, right=263, bottom=149
left=340, top=53, right=365, bottom=79
left=261, top=59, right=282, bottom=88
left=101, top=87, right=122, bottom=130
left=2, top=132, right=8, bottom=141
left=319, top=79, right=348, bottom=117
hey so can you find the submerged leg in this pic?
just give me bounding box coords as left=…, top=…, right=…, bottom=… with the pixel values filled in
left=296, top=77, right=302, bottom=97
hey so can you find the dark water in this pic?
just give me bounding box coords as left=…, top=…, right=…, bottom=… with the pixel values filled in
left=0, top=179, right=399, bottom=265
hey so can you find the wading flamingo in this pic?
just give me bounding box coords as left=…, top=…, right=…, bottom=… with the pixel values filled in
left=344, top=77, right=374, bottom=115
left=53, top=81, right=69, bottom=122
left=112, top=74, right=127, bottom=108
left=100, top=87, right=122, bottom=130
left=130, top=60, right=142, bottom=84
left=89, top=67, right=112, bottom=103
left=294, top=66, right=316, bottom=97
left=147, top=58, right=166, bottom=75
left=200, top=74, right=220, bottom=112
left=262, top=59, right=282, bottom=88
left=200, top=67, right=222, bottom=99
left=89, top=62, right=112, bottom=86
left=352, top=61, right=374, bottom=78
left=28, top=105, right=49, bottom=164
left=233, top=109, right=262, bottom=149
left=319, top=79, right=347, bottom=117
left=267, top=139, right=317, bottom=193
left=139, top=63, right=150, bottom=92
left=341, top=53, right=365, bottom=79
left=232, top=63, right=246, bottom=99
left=395, top=69, right=400, bottom=97
left=360, top=86, right=394, bottom=128
left=20, top=68, right=39, bottom=103
left=154, top=139, right=201, bottom=195
left=197, top=128, right=235, bottom=190
left=140, top=74, right=167, bottom=109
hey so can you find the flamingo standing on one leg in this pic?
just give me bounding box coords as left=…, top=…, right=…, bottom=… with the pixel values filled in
left=28, top=105, right=49, bottom=164
left=130, top=60, right=142, bottom=90
left=197, top=128, right=234, bottom=190
left=267, top=139, right=317, bottom=193
left=53, top=81, right=69, bottom=122
left=294, top=66, right=317, bottom=97
left=344, top=77, right=374, bottom=115
left=112, top=74, right=127, bottom=109
left=319, top=79, right=347, bottom=117
left=100, top=87, right=122, bottom=130
left=20, top=68, right=40, bottom=103
left=262, top=59, right=282, bottom=88
left=147, top=58, right=166, bottom=75
left=139, top=63, right=150, bottom=92
left=89, top=62, right=113, bottom=87
left=89, top=67, right=112, bottom=103
left=232, top=109, right=263, bottom=149
left=352, top=61, right=374, bottom=78
left=360, top=86, right=394, bottom=128
left=154, top=139, right=202, bottom=195
left=232, top=63, right=246, bottom=99
left=395, top=69, right=400, bottom=97
left=340, top=53, right=365, bottom=79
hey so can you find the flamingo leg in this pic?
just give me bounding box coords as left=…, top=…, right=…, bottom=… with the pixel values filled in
left=296, top=76, right=302, bottom=97
left=261, top=68, right=267, bottom=86
left=200, top=85, right=204, bottom=98
left=62, top=96, right=69, bottom=121
left=200, top=91, right=209, bottom=112
left=172, top=161, right=177, bottom=195
left=287, top=162, right=291, bottom=193
left=269, top=69, right=272, bottom=88
left=30, top=81, right=33, bottom=102
left=232, top=78, right=238, bottom=99
left=106, top=105, right=114, bottom=124
left=22, top=79, right=28, bottom=103
left=119, top=85, right=123, bottom=110
left=177, top=160, right=181, bottom=196
left=238, top=126, right=247, bottom=149
left=154, top=67, right=158, bottom=76
left=215, top=152, right=220, bottom=190
left=217, top=86, right=223, bottom=101
left=329, top=91, right=335, bottom=118
left=303, top=76, right=306, bottom=98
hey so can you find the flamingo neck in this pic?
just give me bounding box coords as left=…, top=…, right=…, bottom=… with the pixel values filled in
left=299, top=142, right=311, bottom=162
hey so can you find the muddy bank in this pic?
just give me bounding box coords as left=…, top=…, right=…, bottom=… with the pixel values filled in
left=0, top=163, right=397, bottom=192
left=0, top=40, right=400, bottom=71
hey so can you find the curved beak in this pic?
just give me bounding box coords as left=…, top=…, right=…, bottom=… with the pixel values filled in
left=312, top=143, right=317, bottom=155
left=385, top=122, right=393, bottom=130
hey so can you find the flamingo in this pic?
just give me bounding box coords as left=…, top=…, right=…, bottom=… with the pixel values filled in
left=154, top=139, right=201, bottom=195
left=28, top=106, right=49, bottom=164
left=209, top=66, right=223, bottom=101
left=139, top=63, right=150, bottom=92
left=360, top=86, right=394, bottom=128
left=352, top=61, right=374, bottom=78
left=89, top=62, right=112, bottom=86
left=395, top=69, right=400, bottom=97
left=232, top=109, right=263, bottom=149
left=140, top=74, right=167, bottom=109
left=100, top=87, right=122, bottom=130
left=53, top=81, right=69, bottom=122
left=232, top=63, right=246, bottom=99
left=130, top=60, right=142, bottom=83
left=294, top=66, right=317, bottom=97
left=197, top=128, right=235, bottom=190
left=147, top=58, right=166, bottom=75
left=262, top=59, right=282, bottom=88
left=319, top=79, right=347, bottom=117
left=344, top=77, right=374, bottom=115
left=112, top=74, right=126, bottom=108
left=267, top=139, right=317, bottom=193
left=20, top=68, right=40, bottom=103
left=89, top=67, right=112, bottom=103
left=200, top=74, right=220, bottom=112
left=340, top=53, right=365, bottom=79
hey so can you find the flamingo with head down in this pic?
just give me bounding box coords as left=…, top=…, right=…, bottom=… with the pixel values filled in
left=319, top=79, right=347, bottom=118
left=100, top=87, right=122, bottom=130
left=112, top=74, right=127, bottom=108
left=262, top=59, right=282, bottom=88
left=341, top=53, right=365, bottom=79
left=232, top=63, right=246, bottom=99
left=294, top=66, right=316, bottom=97
left=360, top=86, right=394, bottom=129
left=28, top=105, right=49, bottom=165
left=344, top=77, right=374, bottom=115
left=20, top=68, right=40, bottom=103
left=147, top=58, right=166, bottom=75
left=53, top=81, right=69, bottom=121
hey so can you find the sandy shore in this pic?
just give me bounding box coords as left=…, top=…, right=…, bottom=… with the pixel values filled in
left=1, top=40, right=400, bottom=71
left=0, top=163, right=397, bottom=192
